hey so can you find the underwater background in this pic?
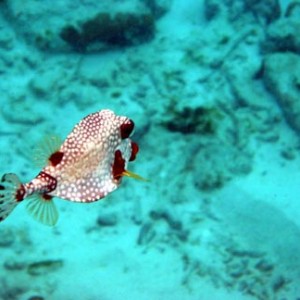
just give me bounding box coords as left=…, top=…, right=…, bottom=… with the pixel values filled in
left=1, top=0, right=300, bottom=299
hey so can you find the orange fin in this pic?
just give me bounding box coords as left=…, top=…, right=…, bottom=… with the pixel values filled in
left=26, top=194, right=59, bottom=226
left=32, top=135, right=63, bottom=168
left=122, top=170, right=149, bottom=182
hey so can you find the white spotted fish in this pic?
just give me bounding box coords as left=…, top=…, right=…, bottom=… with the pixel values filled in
left=0, top=109, right=142, bottom=226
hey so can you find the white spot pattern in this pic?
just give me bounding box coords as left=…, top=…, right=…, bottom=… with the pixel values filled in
left=33, top=110, right=134, bottom=202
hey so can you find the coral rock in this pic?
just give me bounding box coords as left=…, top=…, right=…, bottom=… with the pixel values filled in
left=264, top=18, right=300, bottom=53
left=60, top=12, right=155, bottom=52
left=263, top=53, right=300, bottom=133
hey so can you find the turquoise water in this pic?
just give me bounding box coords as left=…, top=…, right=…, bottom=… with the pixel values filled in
left=1, top=0, right=300, bottom=299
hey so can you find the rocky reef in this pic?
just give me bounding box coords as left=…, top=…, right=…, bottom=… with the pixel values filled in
left=60, top=12, right=155, bottom=52
left=1, top=0, right=300, bottom=299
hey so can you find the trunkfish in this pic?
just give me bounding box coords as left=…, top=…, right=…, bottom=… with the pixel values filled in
left=0, top=109, right=142, bottom=226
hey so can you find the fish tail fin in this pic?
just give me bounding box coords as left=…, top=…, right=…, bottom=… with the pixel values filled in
left=0, top=173, right=25, bottom=222
left=26, top=194, right=59, bottom=226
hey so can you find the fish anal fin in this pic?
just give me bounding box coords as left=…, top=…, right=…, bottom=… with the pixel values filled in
left=33, top=135, right=63, bottom=168
left=26, top=194, right=59, bottom=226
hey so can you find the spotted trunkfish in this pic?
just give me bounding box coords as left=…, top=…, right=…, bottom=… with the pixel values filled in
left=0, top=109, right=143, bottom=226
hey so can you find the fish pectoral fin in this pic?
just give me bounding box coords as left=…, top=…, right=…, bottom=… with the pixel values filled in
left=122, top=170, right=149, bottom=182
left=26, top=194, right=59, bottom=226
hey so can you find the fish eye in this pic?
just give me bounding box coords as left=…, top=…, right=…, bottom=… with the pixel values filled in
left=120, top=119, right=135, bottom=139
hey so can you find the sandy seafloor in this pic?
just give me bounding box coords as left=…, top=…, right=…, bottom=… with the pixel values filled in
left=1, top=0, right=300, bottom=299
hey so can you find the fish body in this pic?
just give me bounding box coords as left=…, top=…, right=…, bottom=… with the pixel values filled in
left=0, top=109, right=139, bottom=225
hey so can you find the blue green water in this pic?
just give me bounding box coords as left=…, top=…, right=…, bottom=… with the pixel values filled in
left=0, top=0, right=300, bottom=299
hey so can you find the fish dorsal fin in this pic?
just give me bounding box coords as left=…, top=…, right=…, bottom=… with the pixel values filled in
left=26, top=194, right=59, bottom=226
left=32, top=135, right=63, bottom=168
